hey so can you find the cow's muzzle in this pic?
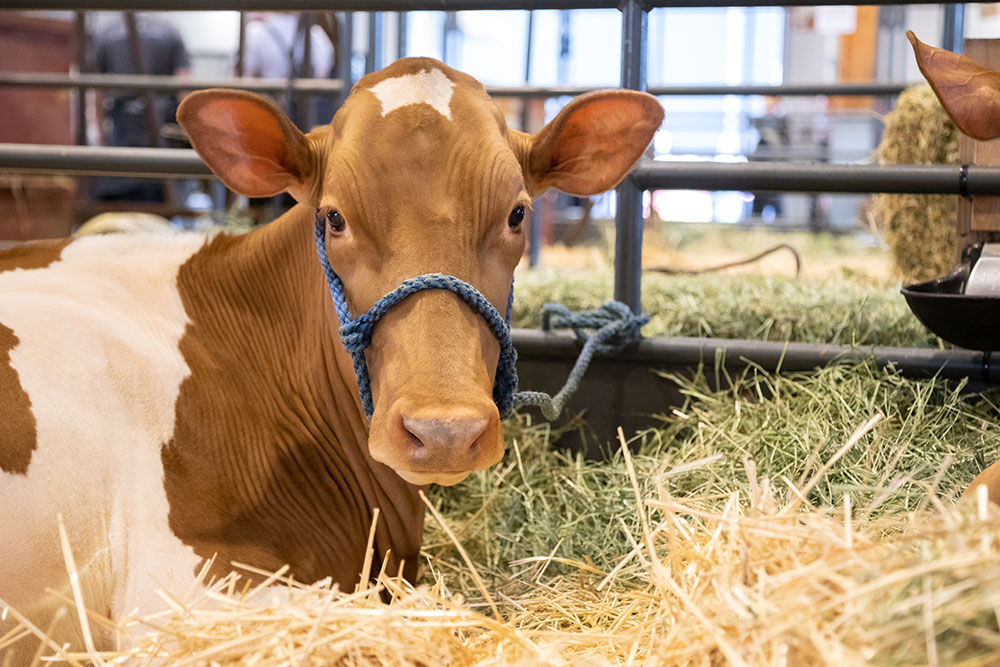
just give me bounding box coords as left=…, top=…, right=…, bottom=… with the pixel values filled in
left=375, top=399, right=503, bottom=486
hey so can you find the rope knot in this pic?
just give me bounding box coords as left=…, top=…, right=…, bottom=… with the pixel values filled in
left=513, top=300, right=649, bottom=420
left=339, top=314, right=376, bottom=352
left=543, top=301, right=649, bottom=352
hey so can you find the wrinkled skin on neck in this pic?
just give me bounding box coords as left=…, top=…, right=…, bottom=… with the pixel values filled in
left=164, top=208, right=424, bottom=588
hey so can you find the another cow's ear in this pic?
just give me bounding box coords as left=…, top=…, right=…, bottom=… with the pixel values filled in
left=519, top=90, right=663, bottom=197
left=177, top=89, right=318, bottom=202
left=908, top=31, right=1000, bottom=141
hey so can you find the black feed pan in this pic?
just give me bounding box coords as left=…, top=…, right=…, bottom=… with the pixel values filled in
left=902, top=264, right=1000, bottom=351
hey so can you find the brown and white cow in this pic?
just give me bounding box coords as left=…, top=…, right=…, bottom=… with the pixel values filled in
left=0, top=57, right=662, bottom=657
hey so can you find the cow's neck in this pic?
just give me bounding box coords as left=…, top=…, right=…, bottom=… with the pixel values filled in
left=164, top=205, right=424, bottom=590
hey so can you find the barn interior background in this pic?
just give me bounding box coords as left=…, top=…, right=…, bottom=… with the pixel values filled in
left=5, top=1, right=1000, bottom=664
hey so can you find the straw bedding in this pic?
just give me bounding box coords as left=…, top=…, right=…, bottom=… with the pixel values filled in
left=8, top=362, right=1000, bottom=665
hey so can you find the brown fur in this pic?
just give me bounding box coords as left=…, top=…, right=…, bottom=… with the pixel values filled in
left=0, top=323, right=37, bottom=475
left=964, top=460, right=1000, bottom=506
left=0, top=241, right=67, bottom=476
left=0, top=239, right=68, bottom=274
left=164, top=209, right=423, bottom=589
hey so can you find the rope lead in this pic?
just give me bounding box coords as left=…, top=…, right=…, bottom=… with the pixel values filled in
left=315, top=216, right=647, bottom=421
left=512, top=302, right=649, bottom=420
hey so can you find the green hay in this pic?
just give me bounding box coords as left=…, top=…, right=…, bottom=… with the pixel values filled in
left=872, top=84, right=960, bottom=284
left=428, top=363, right=999, bottom=579
left=512, top=269, right=939, bottom=348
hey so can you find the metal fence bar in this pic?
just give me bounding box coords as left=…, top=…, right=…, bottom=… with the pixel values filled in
left=647, top=82, right=912, bottom=96
left=5, top=145, right=1000, bottom=195
left=511, top=330, right=995, bottom=383
left=614, top=0, right=648, bottom=315
left=630, top=159, right=1000, bottom=195
left=0, top=72, right=344, bottom=94
left=367, top=12, right=384, bottom=74
left=0, top=0, right=967, bottom=9
left=942, top=3, right=965, bottom=54
left=337, top=12, right=355, bottom=108
left=397, top=11, right=408, bottom=58
left=73, top=12, right=88, bottom=148
left=0, top=72, right=917, bottom=98
left=524, top=10, right=542, bottom=269
left=0, top=144, right=213, bottom=178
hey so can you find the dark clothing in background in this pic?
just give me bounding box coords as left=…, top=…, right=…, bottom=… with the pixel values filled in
left=93, top=16, right=189, bottom=201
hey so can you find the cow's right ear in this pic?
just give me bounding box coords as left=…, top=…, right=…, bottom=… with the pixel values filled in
left=908, top=31, right=1000, bottom=141
left=177, top=89, right=319, bottom=203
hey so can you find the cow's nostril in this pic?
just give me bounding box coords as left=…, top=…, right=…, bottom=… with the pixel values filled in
left=401, top=414, right=490, bottom=469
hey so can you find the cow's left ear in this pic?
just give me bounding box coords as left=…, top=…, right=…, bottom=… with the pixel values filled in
left=517, top=90, right=663, bottom=197
left=177, top=89, right=319, bottom=203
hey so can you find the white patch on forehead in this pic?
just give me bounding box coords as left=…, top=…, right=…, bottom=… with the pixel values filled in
left=369, top=68, right=456, bottom=120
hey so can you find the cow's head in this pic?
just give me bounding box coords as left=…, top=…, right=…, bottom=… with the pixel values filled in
left=177, top=57, right=662, bottom=486
left=908, top=31, right=1000, bottom=141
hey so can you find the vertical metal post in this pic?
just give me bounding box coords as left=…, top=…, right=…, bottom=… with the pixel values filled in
left=442, top=11, right=459, bottom=64
left=235, top=12, right=246, bottom=77
left=336, top=12, right=354, bottom=109
left=73, top=11, right=90, bottom=221
left=367, top=12, right=383, bottom=74
left=302, top=16, right=313, bottom=79
left=74, top=11, right=87, bottom=147
left=614, top=0, right=648, bottom=314
left=397, top=12, right=407, bottom=59
left=524, top=10, right=541, bottom=268
left=301, top=13, right=314, bottom=128
left=521, top=10, right=534, bottom=130
left=942, top=4, right=965, bottom=54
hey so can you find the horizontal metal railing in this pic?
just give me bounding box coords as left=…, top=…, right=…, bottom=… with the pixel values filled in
left=0, top=72, right=344, bottom=95
left=630, top=160, right=1000, bottom=195
left=3, top=144, right=997, bottom=196
left=513, top=330, right=999, bottom=383
left=647, top=82, right=912, bottom=96
left=0, top=0, right=965, bottom=9
left=0, top=72, right=915, bottom=98
left=0, top=145, right=213, bottom=178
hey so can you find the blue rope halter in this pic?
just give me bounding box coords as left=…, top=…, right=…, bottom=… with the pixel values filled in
left=314, top=216, right=519, bottom=418
left=314, top=215, right=648, bottom=421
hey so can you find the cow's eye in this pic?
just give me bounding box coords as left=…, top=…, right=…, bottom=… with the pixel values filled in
left=326, top=209, right=346, bottom=233
left=508, top=205, right=525, bottom=229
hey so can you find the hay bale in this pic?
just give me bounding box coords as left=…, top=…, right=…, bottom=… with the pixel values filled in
left=872, top=84, right=960, bottom=283
left=74, top=212, right=174, bottom=236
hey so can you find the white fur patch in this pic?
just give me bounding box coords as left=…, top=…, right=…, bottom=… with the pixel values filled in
left=0, top=233, right=207, bottom=644
left=369, top=68, right=456, bottom=120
